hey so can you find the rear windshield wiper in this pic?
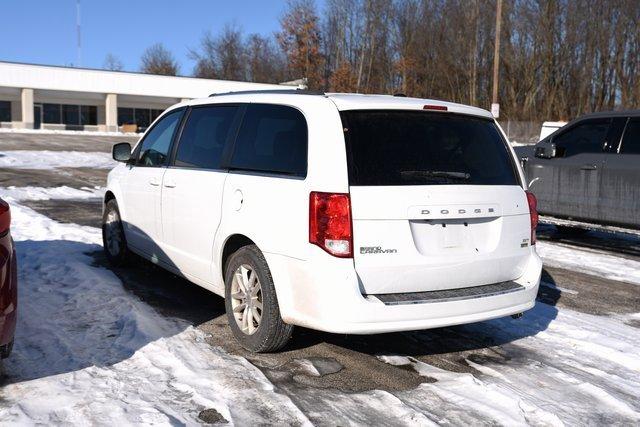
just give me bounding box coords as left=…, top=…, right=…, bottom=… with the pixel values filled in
left=400, top=170, right=471, bottom=180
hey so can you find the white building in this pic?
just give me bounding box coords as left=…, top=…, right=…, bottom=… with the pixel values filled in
left=0, top=61, right=295, bottom=133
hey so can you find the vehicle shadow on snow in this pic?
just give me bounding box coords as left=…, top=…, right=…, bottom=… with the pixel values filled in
left=2, top=238, right=220, bottom=385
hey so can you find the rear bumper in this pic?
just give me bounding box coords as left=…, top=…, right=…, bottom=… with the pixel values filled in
left=0, top=233, right=17, bottom=351
left=267, top=248, right=541, bottom=334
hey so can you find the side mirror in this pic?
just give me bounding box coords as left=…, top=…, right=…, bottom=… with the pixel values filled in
left=112, top=142, right=132, bottom=162
left=535, top=142, right=556, bottom=159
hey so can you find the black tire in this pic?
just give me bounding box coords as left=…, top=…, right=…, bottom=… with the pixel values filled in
left=102, top=199, right=131, bottom=267
left=224, top=245, right=293, bottom=353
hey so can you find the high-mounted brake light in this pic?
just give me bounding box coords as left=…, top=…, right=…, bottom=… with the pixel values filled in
left=526, top=191, right=538, bottom=244
left=0, top=199, right=10, bottom=235
left=309, top=192, right=353, bottom=258
left=423, top=105, right=448, bottom=111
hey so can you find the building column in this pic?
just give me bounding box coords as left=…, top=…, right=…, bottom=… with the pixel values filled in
left=21, top=88, right=34, bottom=129
left=105, top=93, right=118, bottom=132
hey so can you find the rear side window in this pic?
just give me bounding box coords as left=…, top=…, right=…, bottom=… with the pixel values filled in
left=229, top=104, right=307, bottom=177
left=621, top=119, right=640, bottom=154
left=340, top=110, right=518, bottom=186
left=553, top=119, right=610, bottom=157
left=174, top=105, right=238, bottom=169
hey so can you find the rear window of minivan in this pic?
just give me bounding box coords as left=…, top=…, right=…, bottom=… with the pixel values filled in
left=340, top=110, right=518, bottom=186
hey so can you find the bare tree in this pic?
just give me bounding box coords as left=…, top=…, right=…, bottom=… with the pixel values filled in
left=103, top=53, right=123, bottom=71
left=140, top=43, right=179, bottom=76
left=246, top=34, right=287, bottom=83
left=277, top=0, right=325, bottom=89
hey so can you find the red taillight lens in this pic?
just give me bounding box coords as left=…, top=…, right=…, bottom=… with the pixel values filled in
left=0, top=199, right=10, bottom=235
left=309, top=192, right=353, bottom=258
left=526, top=191, right=538, bottom=244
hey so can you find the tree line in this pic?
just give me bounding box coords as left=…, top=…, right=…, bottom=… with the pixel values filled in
left=104, top=0, right=640, bottom=121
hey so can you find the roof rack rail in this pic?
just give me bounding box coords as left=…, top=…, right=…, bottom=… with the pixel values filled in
left=209, top=89, right=325, bottom=97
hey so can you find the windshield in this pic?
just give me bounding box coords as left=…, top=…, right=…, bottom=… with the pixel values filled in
left=340, top=110, right=519, bottom=186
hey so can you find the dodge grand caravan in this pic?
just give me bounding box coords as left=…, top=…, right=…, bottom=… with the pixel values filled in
left=103, top=91, right=542, bottom=352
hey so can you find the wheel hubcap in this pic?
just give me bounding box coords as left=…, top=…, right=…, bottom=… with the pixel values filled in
left=230, top=264, right=263, bottom=335
left=105, top=209, right=122, bottom=257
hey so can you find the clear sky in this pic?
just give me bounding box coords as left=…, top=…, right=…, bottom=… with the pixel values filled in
left=1, top=0, right=315, bottom=75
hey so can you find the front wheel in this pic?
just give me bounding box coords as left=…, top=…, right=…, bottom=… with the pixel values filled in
left=224, top=245, right=293, bottom=352
left=102, top=199, right=131, bottom=267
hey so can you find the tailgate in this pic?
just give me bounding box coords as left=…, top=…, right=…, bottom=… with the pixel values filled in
left=351, top=185, right=532, bottom=294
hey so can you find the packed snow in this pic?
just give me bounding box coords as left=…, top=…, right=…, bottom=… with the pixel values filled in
left=0, top=150, right=116, bottom=169
left=0, top=185, right=105, bottom=202
left=0, top=192, right=639, bottom=424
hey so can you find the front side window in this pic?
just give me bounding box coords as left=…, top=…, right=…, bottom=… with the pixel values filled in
left=135, top=109, right=182, bottom=167
left=174, top=105, right=238, bottom=170
left=341, top=110, right=518, bottom=186
left=621, top=119, right=640, bottom=154
left=553, top=119, right=610, bottom=157
left=229, top=104, right=307, bottom=177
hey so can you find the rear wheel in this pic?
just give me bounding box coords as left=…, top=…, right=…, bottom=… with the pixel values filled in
left=224, top=245, right=293, bottom=352
left=102, top=199, right=131, bottom=266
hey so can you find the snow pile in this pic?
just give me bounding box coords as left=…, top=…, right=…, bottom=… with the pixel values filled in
left=0, top=203, right=309, bottom=425
left=0, top=186, right=105, bottom=202
left=0, top=150, right=116, bottom=169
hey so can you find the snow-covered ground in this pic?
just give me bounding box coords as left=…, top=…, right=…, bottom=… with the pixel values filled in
left=536, top=240, right=640, bottom=286
left=0, top=183, right=639, bottom=425
left=0, top=202, right=309, bottom=425
left=0, top=185, right=105, bottom=202
left=0, top=150, right=116, bottom=169
left=0, top=127, right=138, bottom=137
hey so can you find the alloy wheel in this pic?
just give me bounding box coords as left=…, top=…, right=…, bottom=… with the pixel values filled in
left=230, top=264, right=263, bottom=335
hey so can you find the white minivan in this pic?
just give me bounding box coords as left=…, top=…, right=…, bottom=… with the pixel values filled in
left=103, top=91, right=542, bottom=352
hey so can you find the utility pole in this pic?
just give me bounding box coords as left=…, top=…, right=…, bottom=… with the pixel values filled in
left=76, top=0, right=82, bottom=67
left=491, top=0, right=502, bottom=118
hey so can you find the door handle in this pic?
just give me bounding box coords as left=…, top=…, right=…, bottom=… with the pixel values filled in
left=164, top=181, right=176, bottom=188
left=580, top=164, right=598, bottom=171
left=149, top=178, right=160, bottom=186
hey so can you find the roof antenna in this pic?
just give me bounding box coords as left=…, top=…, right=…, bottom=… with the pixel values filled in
left=76, top=0, right=82, bottom=67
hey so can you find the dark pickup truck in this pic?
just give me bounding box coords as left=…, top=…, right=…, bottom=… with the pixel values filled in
left=516, top=110, right=640, bottom=230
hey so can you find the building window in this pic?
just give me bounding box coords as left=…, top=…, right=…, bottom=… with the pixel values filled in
left=42, top=103, right=97, bottom=126
left=81, top=105, right=97, bottom=125
left=135, top=109, right=151, bottom=130
left=118, top=107, right=166, bottom=132
left=43, top=103, right=61, bottom=123
left=0, top=101, right=10, bottom=122
left=62, top=105, right=80, bottom=125
left=118, top=108, right=134, bottom=126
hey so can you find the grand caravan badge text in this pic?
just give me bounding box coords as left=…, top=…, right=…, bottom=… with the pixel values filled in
left=360, top=246, right=398, bottom=254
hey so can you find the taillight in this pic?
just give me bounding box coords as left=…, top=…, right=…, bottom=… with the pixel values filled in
left=309, top=192, right=353, bottom=258
left=0, top=199, right=10, bottom=235
left=526, top=191, right=538, bottom=244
